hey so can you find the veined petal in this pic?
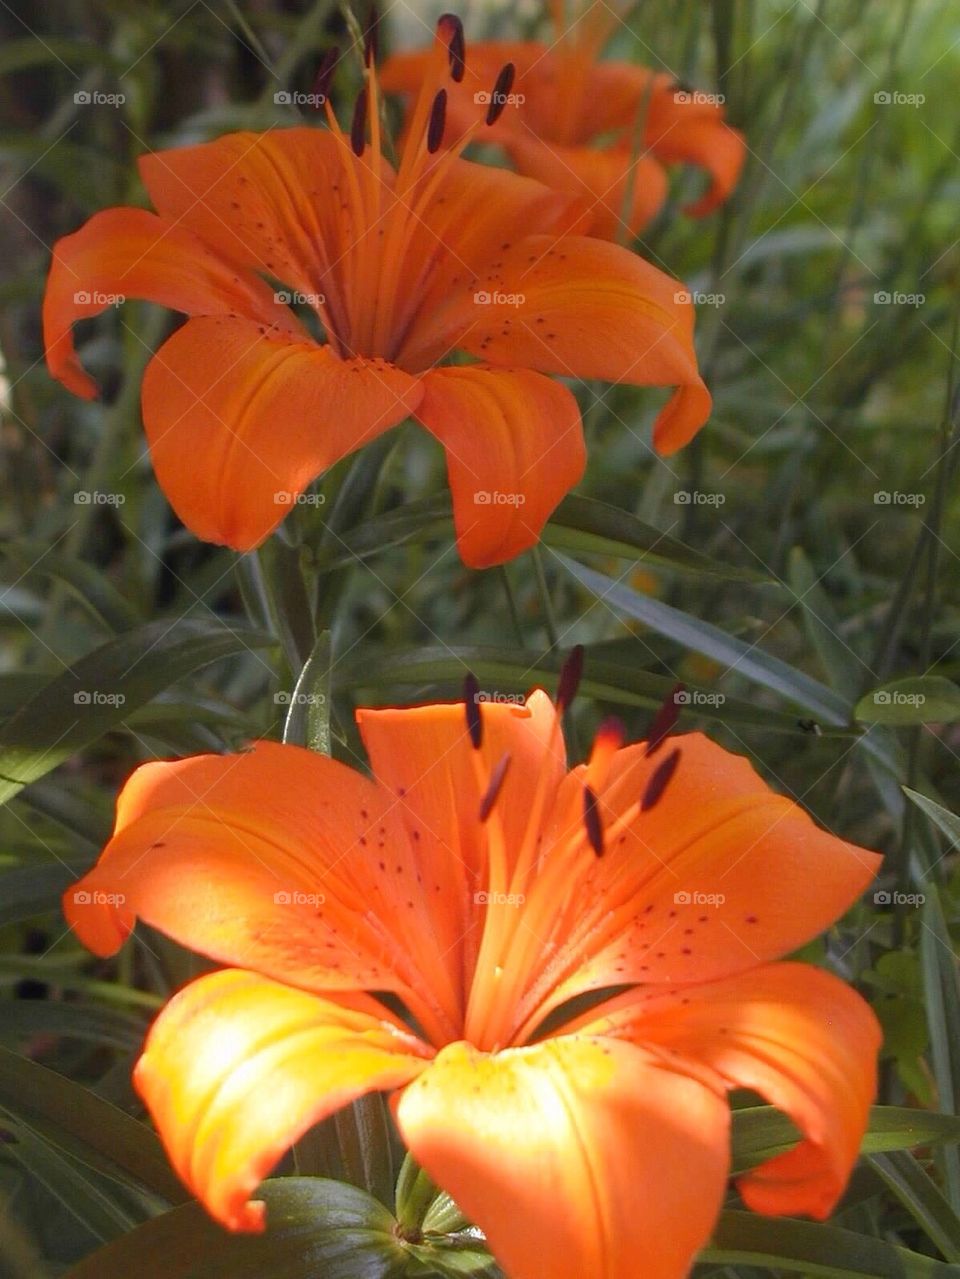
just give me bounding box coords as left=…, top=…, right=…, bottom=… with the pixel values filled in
left=519, top=733, right=880, bottom=1024
left=393, top=158, right=586, bottom=372
left=140, top=316, right=421, bottom=549
left=64, top=742, right=425, bottom=1002
left=357, top=691, right=566, bottom=985
left=504, top=135, right=669, bottom=240
left=43, top=207, right=296, bottom=399
left=396, top=1036, right=730, bottom=1279
left=138, top=128, right=357, bottom=336
left=135, top=969, right=430, bottom=1230
left=415, top=364, right=585, bottom=567
left=576, top=962, right=880, bottom=1219
left=450, top=235, right=711, bottom=454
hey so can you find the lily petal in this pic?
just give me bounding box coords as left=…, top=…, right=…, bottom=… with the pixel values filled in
left=64, top=741, right=424, bottom=1000
left=140, top=316, right=421, bottom=549
left=135, top=969, right=430, bottom=1230
left=643, top=85, right=746, bottom=218
left=138, top=128, right=357, bottom=336
left=521, top=733, right=880, bottom=1021
left=504, top=134, right=670, bottom=240
left=415, top=364, right=585, bottom=567
left=43, top=207, right=294, bottom=399
left=396, top=1036, right=730, bottom=1279
left=357, top=691, right=566, bottom=983
left=451, top=234, right=711, bottom=453
left=576, top=962, right=880, bottom=1219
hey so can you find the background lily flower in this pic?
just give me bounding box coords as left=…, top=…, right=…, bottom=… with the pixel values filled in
left=65, top=683, right=881, bottom=1279
left=382, top=1, right=747, bottom=241
left=42, top=18, right=710, bottom=570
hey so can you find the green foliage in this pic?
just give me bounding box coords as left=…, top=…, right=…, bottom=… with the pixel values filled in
left=1, top=0, right=959, bottom=1275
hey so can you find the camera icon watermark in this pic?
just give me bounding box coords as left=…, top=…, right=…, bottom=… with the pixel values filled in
left=673, top=890, right=726, bottom=906
left=273, top=889, right=325, bottom=906
left=674, top=489, right=725, bottom=507
left=474, top=890, right=525, bottom=906
left=74, top=490, right=126, bottom=506
left=674, top=689, right=726, bottom=707
left=873, top=490, right=925, bottom=507
left=273, top=691, right=326, bottom=706
left=73, top=90, right=126, bottom=107
left=72, top=888, right=126, bottom=905
left=473, top=289, right=525, bottom=307
left=73, top=690, right=126, bottom=707
left=874, top=90, right=924, bottom=106
left=274, top=491, right=325, bottom=506
left=873, top=690, right=925, bottom=708
left=673, top=89, right=725, bottom=106
left=873, top=889, right=925, bottom=906
left=474, top=689, right=525, bottom=705
left=473, top=90, right=525, bottom=108
left=274, top=289, right=326, bottom=307
left=474, top=490, right=526, bottom=506
left=73, top=290, right=125, bottom=307
left=274, top=90, right=326, bottom=108
left=873, top=291, right=924, bottom=307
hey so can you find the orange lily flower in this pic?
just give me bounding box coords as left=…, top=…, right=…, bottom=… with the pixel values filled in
left=66, top=675, right=881, bottom=1279
left=42, top=19, right=710, bottom=570
left=382, top=1, right=747, bottom=242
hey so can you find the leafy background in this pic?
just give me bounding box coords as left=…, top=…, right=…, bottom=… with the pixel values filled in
left=1, top=0, right=960, bottom=1274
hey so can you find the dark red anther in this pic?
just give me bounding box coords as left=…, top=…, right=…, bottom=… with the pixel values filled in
left=583, top=785, right=604, bottom=857
left=643, top=683, right=684, bottom=757
left=486, top=62, right=515, bottom=125
left=313, top=47, right=339, bottom=104
left=479, top=753, right=512, bottom=822
left=350, top=86, right=368, bottom=156
left=556, top=644, right=584, bottom=712
left=427, top=89, right=447, bottom=154
left=438, top=13, right=465, bottom=81
left=641, top=748, right=681, bottom=812
left=463, top=672, right=483, bottom=749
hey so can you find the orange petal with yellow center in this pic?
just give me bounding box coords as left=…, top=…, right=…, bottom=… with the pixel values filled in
left=573, top=962, right=880, bottom=1219
left=135, top=969, right=430, bottom=1230
left=518, top=733, right=880, bottom=1026
left=140, top=316, right=421, bottom=549
left=396, top=1036, right=730, bottom=1279
left=43, top=207, right=296, bottom=399
left=504, top=134, right=670, bottom=240
left=415, top=364, right=585, bottom=567
left=448, top=234, right=711, bottom=454
left=64, top=742, right=434, bottom=1008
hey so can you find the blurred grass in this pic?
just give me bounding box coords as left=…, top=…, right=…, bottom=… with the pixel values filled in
left=1, top=0, right=959, bottom=1273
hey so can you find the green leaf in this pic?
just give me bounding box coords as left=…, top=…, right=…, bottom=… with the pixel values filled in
left=1, top=1110, right=141, bottom=1243
left=855, top=677, right=960, bottom=725
left=0, top=1048, right=186, bottom=1205
left=0, top=1002, right=149, bottom=1053
left=732, top=1105, right=960, bottom=1176
left=920, top=888, right=960, bottom=1210
left=868, top=1150, right=960, bottom=1261
left=788, top=547, right=868, bottom=699
left=342, top=644, right=860, bottom=738
left=557, top=554, right=850, bottom=722
left=0, top=542, right=139, bottom=633
left=904, top=788, right=960, bottom=846
left=65, top=1178, right=409, bottom=1279
left=307, top=493, right=769, bottom=582
left=0, top=860, right=91, bottom=926
left=0, top=620, right=276, bottom=806
left=703, top=1210, right=959, bottom=1276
